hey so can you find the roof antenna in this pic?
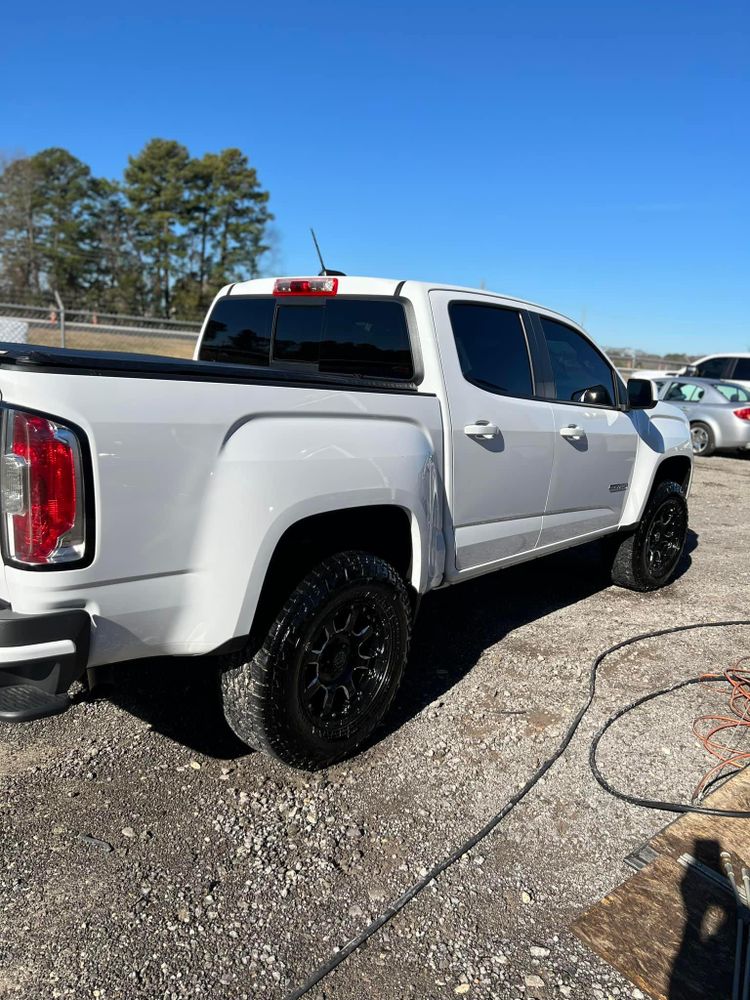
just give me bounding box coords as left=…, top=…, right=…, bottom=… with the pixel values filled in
left=310, top=228, right=346, bottom=277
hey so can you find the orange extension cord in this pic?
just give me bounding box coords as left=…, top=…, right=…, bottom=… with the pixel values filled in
left=693, top=656, right=750, bottom=802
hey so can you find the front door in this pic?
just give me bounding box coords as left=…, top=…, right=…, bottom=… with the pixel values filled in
left=532, top=313, right=639, bottom=547
left=429, top=291, right=556, bottom=576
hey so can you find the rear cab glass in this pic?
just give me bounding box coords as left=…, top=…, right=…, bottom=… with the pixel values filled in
left=200, top=297, right=275, bottom=366
left=199, top=296, right=414, bottom=381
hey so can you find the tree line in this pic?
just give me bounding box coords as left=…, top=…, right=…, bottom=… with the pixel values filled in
left=0, top=139, right=272, bottom=320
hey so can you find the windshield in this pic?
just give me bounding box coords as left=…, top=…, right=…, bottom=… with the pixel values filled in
left=714, top=383, right=750, bottom=403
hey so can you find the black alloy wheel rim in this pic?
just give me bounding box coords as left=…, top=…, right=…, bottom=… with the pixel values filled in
left=645, top=498, right=687, bottom=579
left=299, top=594, right=393, bottom=735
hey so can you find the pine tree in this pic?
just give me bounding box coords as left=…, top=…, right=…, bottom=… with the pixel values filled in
left=123, top=139, right=192, bottom=318
left=0, top=155, right=43, bottom=300
left=33, top=148, right=95, bottom=303
left=178, top=148, right=272, bottom=316
left=1, top=140, right=272, bottom=318
left=85, top=178, right=148, bottom=314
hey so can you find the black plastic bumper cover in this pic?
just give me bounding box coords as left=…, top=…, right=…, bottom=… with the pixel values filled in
left=0, top=607, right=91, bottom=720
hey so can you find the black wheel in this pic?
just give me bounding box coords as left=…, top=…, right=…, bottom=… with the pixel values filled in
left=690, top=421, right=715, bottom=457
left=220, top=551, right=411, bottom=769
left=609, top=481, right=688, bottom=592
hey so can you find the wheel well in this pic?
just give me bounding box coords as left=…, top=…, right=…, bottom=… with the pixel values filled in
left=652, top=455, right=692, bottom=494
left=251, top=505, right=413, bottom=640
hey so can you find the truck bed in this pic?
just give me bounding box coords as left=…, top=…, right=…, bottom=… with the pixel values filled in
left=0, top=342, right=421, bottom=394
left=0, top=342, right=444, bottom=667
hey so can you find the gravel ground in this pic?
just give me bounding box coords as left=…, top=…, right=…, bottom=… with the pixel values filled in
left=1, top=454, right=749, bottom=1000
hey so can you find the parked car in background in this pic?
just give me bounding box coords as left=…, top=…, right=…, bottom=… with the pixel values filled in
left=655, top=377, right=750, bottom=456
left=683, top=354, right=750, bottom=390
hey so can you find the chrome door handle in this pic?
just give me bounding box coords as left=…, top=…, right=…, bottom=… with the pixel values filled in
left=464, top=422, right=499, bottom=439
left=559, top=424, right=585, bottom=440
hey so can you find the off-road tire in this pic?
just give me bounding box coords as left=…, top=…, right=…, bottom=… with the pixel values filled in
left=220, top=551, right=411, bottom=769
left=608, top=480, right=688, bottom=592
left=690, top=421, right=715, bottom=457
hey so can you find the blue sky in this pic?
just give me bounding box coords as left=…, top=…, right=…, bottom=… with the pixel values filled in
left=1, top=0, right=748, bottom=354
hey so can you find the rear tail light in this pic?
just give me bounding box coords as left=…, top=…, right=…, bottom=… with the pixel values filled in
left=273, top=277, right=338, bottom=296
left=734, top=408, right=750, bottom=421
left=0, top=408, right=87, bottom=566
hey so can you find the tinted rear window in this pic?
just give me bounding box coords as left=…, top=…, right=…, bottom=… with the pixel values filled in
left=199, top=297, right=275, bottom=366
left=200, top=297, right=413, bottom=380
left=274, top=305, right=325, bottom=363
left=319, top=300, right=414, bottom=378
left=733, top=358, right=750, bottom=381
left=448, top=303, right=533, bottom=397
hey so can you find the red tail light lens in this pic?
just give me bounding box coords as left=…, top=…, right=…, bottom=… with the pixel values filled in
left=273, top=277, right=338, bottom=296
left=1, top=409, right=86, bottom=565
left=734, top=408, right=750, bottom=421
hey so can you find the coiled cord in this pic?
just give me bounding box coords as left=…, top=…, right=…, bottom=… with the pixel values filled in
left=285, top=618, right=750, bottom=1000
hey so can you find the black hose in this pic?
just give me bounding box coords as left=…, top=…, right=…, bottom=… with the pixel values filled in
left=285, top=618, right=750, bottom=1000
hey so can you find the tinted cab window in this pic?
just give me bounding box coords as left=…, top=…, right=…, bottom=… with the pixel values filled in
left=200, top=297, right=275, bottom=366
left=733, top=358, right=750, bottom=381
left=200, top=297, right=414, bottom=380
left=539, top=317, right=615, bottom=406
left=448, top=303, right=533, bottom=397
left=320, top=300, right=413, bottom=378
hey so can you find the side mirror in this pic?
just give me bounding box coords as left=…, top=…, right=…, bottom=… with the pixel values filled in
left=578, top=384, right=613, bottom=406
left=627, top=378, right=657, bottom=410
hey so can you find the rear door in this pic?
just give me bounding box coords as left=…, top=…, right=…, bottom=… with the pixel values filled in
left=429, top=291, right=555, bottom=575
left=530, top=313, right=639, bottom=547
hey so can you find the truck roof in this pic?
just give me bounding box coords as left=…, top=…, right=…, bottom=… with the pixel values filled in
left=226, top=276, right=584, bottom=331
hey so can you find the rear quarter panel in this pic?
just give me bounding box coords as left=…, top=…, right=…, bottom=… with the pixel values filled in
left=0, top=369, right=444, bottom=665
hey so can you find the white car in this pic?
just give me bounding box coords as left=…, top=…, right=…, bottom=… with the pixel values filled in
left=687, top=353, right=750, bottom=391
left=0, top=276, right=693, bottom=767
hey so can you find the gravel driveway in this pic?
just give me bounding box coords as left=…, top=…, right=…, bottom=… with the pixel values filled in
left=1, top=454, right=749, bottom=1000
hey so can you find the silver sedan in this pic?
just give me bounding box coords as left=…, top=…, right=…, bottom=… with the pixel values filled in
left=654, top=377, right=750, bottom=456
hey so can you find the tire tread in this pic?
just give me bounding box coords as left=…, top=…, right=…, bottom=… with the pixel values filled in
left=220, top=551, right=411, bottom=769
left=609, top=480, right=688, bottom=592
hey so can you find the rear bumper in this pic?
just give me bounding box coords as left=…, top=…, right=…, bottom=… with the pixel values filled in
left=0, top=606, right=91, bottom=695
left=718, top=421, right=750, bottom=450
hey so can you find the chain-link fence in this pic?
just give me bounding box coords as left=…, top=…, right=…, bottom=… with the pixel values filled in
left=0, top=301, right=201, bottom=359
left=607, top=352, right=692, bottom=377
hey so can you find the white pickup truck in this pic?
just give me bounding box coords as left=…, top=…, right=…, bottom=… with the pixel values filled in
left=0, top=276, right=692, bottom=767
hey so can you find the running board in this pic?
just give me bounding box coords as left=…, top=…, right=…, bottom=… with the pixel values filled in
left=0, top=684, right=71, bottom=722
